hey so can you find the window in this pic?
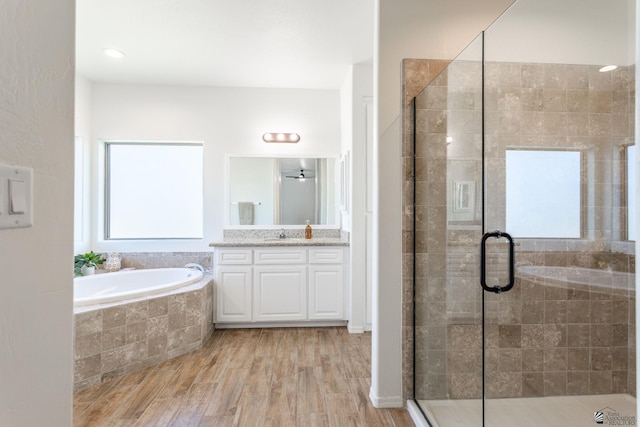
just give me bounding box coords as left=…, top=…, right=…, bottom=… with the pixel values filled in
left=106, top=142, right=203, bottom=239
left=505, top=149, right=581, bottom=238
left=626, top=144, right=636, bottom=241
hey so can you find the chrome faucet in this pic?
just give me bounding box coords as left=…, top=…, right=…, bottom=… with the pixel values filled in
left=185, top=263, right=205, bottom=272
left=279, top=228, right=286, bottom=239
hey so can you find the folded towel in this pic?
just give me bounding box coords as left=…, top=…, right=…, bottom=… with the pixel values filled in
left=238, top=202, right=254, bottom=225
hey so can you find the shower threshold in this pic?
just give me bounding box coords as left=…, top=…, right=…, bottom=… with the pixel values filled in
left=417, top=393, right=635, bottom=427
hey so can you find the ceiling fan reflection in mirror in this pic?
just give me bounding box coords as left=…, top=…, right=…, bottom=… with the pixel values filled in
left=285, top=169, right=315, bottom=181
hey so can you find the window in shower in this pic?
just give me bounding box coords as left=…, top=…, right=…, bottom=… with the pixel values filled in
left=627, top=144, right=636, bottom=241
left=105, top=142, right=204, bottom=239
left=505, top=149, right=581, bottom=238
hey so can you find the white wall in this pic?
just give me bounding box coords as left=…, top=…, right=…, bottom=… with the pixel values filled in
left=88, top=83, right=342, bottom=251
left=372, top=0, right=513, bottom=407
left=484, top=0, right=634, bottom=65
left=340, top=69, right=354, bottom=233
left=341, top=63, right=374, bottom=333
left=75, top=76, right=92, bottom=254
left=0, top=0, right=74, bottom=425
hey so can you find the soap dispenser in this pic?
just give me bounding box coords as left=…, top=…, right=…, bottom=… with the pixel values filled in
left=305, top=220, right=313, bottom=239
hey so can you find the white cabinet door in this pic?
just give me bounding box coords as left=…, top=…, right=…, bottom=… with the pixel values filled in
left=253, top=266, right=307, bottom=321
left=308, top=265, right=344, bottom=320
left=215, top=266, right=252, bottom=322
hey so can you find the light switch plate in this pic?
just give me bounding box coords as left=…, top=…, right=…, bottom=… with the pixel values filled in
left=0, top=164, right=33, bottom=229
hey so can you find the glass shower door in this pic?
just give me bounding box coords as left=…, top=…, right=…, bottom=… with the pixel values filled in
left=482, top=0, right=637, bottom=425
left=412, top=34, right=485, bottom=426
left=414, top=0, right=636, bottom=425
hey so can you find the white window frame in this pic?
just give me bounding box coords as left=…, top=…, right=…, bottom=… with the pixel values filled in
left=102, top=141, right=204, bottom=241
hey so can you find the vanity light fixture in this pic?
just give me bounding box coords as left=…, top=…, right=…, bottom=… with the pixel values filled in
left=262, top=133, right=300, bottom=143
left=599, top=65, right=617, bottom=72
left=103, top=48, right=126, bottom=59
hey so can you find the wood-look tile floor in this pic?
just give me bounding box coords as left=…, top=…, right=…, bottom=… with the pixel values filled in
left=73, top=327, right=414, bottom=427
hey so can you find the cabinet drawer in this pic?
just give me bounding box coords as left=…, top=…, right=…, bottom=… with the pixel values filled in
left=309, top=248, right=344, bottom=264
left=254, top=248, right=307, bottom=264
left=216, top=249, right=253, bottom=265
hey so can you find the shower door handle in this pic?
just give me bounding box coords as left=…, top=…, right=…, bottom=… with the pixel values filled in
left=480, top=230, right=515, bottom=293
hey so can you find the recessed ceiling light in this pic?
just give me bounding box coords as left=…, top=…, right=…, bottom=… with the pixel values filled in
left=599, top=65, right=617, bottom=73
left=103, top=48, right=126, bottom=59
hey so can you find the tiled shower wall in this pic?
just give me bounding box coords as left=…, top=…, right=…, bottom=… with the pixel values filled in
left=402, top=58, right=451, bottom=400
left=402, top=59, right=636, bottom=400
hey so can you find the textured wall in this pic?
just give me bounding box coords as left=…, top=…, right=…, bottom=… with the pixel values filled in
left=0, top=0, right=75, bottom=425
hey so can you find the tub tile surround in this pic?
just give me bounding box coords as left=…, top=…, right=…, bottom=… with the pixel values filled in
left=118, top=251, right=213, bottom=272
left=74, top=251, right=215, bottom=392
left=74, top=279, right=213, bottom=391
left=402, top=59, right=636, bottom=401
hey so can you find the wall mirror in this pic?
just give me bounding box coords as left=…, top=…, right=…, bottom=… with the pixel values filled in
left=227, top=156, right=338, bottom=226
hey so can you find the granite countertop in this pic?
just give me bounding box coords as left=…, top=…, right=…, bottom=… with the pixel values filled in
left=209, top=238, right=349, bottom=247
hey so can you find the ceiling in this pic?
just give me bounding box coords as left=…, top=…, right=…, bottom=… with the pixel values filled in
left=76, top=0, right=374, bottom=90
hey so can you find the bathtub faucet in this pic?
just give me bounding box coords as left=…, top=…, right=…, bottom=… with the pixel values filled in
left=185, top=263, right=205, bottom=273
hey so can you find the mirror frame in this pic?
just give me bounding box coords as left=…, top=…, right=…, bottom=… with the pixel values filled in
left=224, top=153, right=341, bottom=229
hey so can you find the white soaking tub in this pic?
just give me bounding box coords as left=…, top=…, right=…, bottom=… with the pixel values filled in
left=517, top=265, right=635, bottom=295
left=74, top=267, right=204, bottom=307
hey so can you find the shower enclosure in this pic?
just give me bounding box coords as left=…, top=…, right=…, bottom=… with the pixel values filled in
left=409, top=0, right=636, bottom=425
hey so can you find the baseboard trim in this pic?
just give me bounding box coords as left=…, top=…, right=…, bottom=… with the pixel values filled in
left=347, top=324, right=365, bottom=334
left=368, top=387, right=404, bottom=408
left=215, top=320, right=347, bottom=329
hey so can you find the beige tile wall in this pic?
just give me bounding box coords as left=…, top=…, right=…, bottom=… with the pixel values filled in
left=118, top=251, right=213, bottom=271
left=403, top=59, right=636, bottom=401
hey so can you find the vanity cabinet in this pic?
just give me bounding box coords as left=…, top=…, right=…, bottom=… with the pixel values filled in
left=213, top=246, right=346, bottom=326
left=308, top=248, right=344, bottom=320
left=253, top=266, right=307, bottom=321
left=214, top=249, right=253, bottom=322
left=215, top=266, right=252, bottom=322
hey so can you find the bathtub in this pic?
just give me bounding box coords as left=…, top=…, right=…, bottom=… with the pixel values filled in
left=73, top=267, right=214, bottom=392
left=74, top=267, right=204, bottom=307
left=517, top=265, right=635, bottom=294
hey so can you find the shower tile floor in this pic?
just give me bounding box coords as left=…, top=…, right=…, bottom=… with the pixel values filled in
left=420, top=394, right=636, bottom=426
